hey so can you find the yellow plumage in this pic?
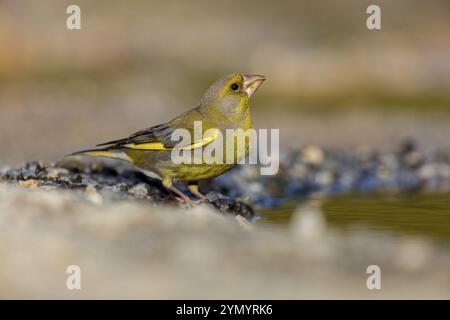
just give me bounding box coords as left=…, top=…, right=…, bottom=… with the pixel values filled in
left=70, top=73, right=265, bottom=205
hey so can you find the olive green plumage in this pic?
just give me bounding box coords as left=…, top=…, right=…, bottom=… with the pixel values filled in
left=71, top=73, right=265, bottom=204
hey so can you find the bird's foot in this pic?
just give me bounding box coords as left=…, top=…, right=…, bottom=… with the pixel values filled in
left=187, top=184, right=209, bottom=204
left=174, top=195, right=196, bottom=207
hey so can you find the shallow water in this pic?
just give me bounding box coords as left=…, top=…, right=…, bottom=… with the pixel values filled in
left=259, top=193, right=450, bottom=244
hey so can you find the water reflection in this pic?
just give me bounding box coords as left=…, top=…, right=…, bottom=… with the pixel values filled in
left=259, top=193, right=450, bottom=244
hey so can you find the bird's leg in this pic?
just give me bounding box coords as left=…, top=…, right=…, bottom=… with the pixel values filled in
left=187, top=182, right=209, bottom=203
left=162, top=178, right=194, bottom=207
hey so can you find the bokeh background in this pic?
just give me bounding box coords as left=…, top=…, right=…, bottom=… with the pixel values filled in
left=1, top=0, right=450, bottom=300
left=1, top=0, right=450, bottom=165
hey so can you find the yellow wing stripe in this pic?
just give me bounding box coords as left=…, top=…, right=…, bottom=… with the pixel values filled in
left=124, top=142, right=170, bottom=150
left=85, top=151, right=117, bottom=157
left=124, top=129, right=219, bottom=151
left=182, top=129, right=218, bottom=150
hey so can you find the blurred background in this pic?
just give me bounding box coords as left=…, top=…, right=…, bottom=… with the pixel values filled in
left=1, top=0, right=450, bottom=299
left=1, top=0, right=450, bottom=165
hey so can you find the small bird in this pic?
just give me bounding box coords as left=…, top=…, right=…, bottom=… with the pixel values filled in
left=71, top=73, right=265, bottom=205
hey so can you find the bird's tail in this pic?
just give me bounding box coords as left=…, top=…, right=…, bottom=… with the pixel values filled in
left=69, top=147, right=131, bottom=162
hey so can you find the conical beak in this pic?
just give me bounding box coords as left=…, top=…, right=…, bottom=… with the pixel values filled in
left=243, top=75, right=266, bottom=98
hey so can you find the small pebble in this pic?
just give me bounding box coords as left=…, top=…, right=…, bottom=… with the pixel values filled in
left=128, top=183, right=149, bottom=198
left=47, top=168, right=70, bottom=180
left=85, top=185, right=103, bottom=205
left=302, top=145, right=324, bottom=166
left=19, top=179, right=40, bottom=189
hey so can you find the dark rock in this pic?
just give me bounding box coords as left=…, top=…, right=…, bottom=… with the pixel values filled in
left=103, top=183, right=130, bottom=193
left=21, top=169, right=36, bottom=180
left=25, top=161, right=45, bottom=174
left=207, top=191, right=255, bottom=220
left=71, top=174, right=83, bottom=184
left=399, top=138, right=417, bottom=155
left=3, top=169, right=23, bottom=181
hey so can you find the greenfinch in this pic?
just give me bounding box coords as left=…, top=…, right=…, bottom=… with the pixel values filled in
left=71, top=73, right=265, bottom=205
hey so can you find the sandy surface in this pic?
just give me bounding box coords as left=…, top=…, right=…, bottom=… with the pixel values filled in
left=0, top=183, right=449, bottom=299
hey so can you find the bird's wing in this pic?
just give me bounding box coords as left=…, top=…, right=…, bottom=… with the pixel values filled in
left=96, top=110, right=219, bottom=151
left=96, top=123, right=176, bottom=149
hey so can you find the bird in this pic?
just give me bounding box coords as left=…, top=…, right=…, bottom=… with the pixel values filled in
left=70, top=73, right=265, bottom=205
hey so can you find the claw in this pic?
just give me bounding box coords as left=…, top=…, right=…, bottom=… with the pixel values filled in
left=163, top=178, right=195, bottom=207
left=193, top=198, right=209, bottom=205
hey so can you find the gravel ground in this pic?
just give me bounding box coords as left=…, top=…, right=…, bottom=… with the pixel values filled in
left=0, top=159, right=255, bottom=218
left=1, top=139, right=449, bottom=210
left=211, top=139, right=450, bottom=208
left=1, top=141, right=450, bottom=298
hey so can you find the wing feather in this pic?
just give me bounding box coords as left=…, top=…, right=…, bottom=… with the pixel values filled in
left=95, top=109, right=219, bottom=151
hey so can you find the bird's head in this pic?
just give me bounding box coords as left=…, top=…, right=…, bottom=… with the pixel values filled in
left=199, top=73, right=265, bottom=121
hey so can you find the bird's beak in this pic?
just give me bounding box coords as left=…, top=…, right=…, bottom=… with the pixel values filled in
left=243, top=75, right=266, bottom=98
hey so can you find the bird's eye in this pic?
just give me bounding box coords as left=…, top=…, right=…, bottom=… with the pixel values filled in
left=230, top=83, right=240, bottom=91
